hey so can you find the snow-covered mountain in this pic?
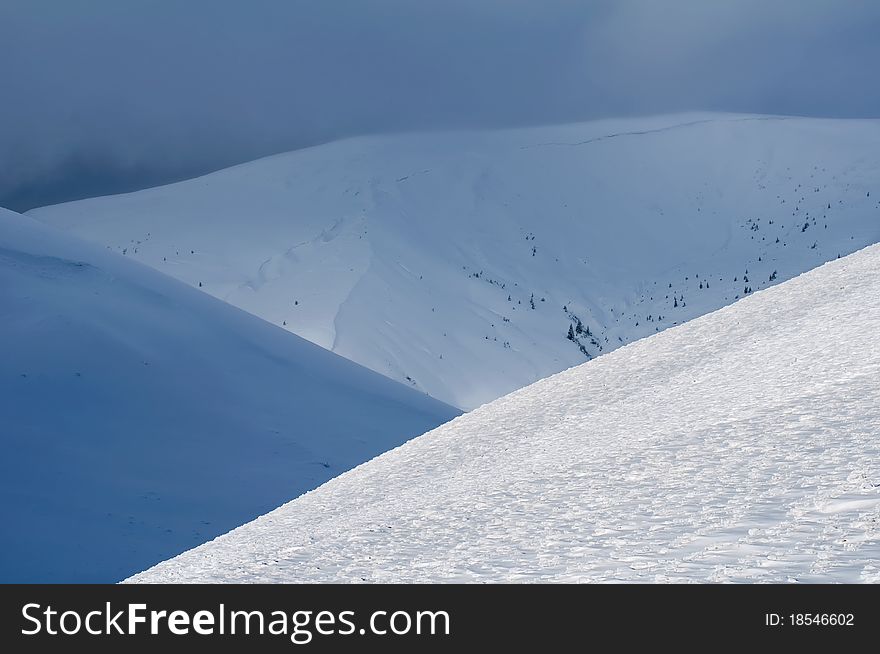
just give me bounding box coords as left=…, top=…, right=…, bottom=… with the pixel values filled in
left=129, top=243, right=880, bottom=583
left=0, top=208, right=457, bottom=582
left=31, top=114, right=880, bottom=409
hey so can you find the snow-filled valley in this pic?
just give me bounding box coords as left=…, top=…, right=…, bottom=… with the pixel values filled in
left=31, top=114, right=880, bottom=410
left=129, top=243, right=880, bottom=583
left=0, top=208, right=457, bottom=582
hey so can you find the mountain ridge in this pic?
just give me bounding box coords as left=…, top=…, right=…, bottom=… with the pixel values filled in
left=30, top=113, right=880, bottom=408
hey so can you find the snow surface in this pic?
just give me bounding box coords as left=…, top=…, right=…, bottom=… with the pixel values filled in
left=0, top=208, right=457, bottom=582
left=31, top=114, right=880, bottom=409
left=130, top=243, right=880, bottom=583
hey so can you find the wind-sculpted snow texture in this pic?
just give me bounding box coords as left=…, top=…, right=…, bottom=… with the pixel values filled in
left=32, top=114, right=880, bottom=409
left=0, top=209, right=457, bottom=582
left=131, top=244, right=880, bottom=583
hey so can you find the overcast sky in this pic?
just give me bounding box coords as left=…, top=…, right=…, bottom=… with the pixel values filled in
left=1, top=0, right=879, bottom=211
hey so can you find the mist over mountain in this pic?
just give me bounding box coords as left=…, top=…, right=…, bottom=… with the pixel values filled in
left=2, top=0, right=879, bottom=210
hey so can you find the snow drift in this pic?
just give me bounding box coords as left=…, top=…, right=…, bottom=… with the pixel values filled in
left=130, top=243, right=880, bottom=583
left=0, top=208, right=457, bottom=582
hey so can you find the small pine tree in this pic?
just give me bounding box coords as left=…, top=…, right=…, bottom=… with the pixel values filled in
left=567, top=325, right=575, bottom=341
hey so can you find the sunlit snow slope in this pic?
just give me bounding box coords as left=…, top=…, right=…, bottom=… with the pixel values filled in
left=32, top=114, right=880, bottom=409
left=0, top=209, right=457, bottom=582
left=131, top=243, right=880, bottom=583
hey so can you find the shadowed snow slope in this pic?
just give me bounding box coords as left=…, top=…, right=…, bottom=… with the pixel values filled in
left=130, top=243, right=880, bottom=583
left=0, top=209, right=457, bottom=582
left=31, top=114, right=880, bottom=409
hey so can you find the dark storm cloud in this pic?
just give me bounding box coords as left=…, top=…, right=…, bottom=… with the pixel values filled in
left=1, top=0, right=878, bottom=210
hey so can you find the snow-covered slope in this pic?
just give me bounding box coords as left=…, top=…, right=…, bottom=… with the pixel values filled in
left=0, top=208, right=457, bottom=582
left=31, top=114, right=880, bottom=409
left=130, top=243, right=880, bottom=583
